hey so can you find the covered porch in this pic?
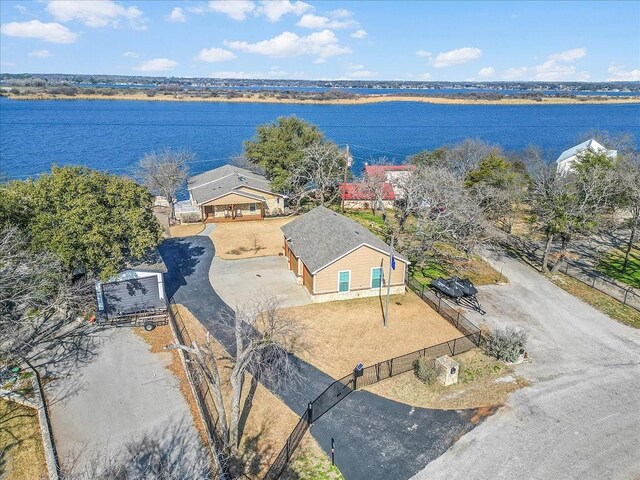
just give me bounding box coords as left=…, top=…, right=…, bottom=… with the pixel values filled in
left=202, top=201, right=265, bottom=223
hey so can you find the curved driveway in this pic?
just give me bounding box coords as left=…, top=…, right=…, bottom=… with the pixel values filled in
left=159, top=235, right=489, bottom=480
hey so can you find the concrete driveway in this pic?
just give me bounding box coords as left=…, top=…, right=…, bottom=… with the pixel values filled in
left=412, top=250, right=640, bottom=480
left=47, top=328, right=207, bottom=476
left=210, top=255, right=311, bottom=310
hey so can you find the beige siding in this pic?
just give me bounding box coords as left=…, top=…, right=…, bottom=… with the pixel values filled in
left=314, top=245, right=406, bottom=294
left=236, top=187, right=285, bottom=215
left=290, top=253, right=300, bottom=277
left=303, top=263, right=313, bottom=294
left=202, top=192, right=261, bottom=206
left=343, top=200, right=394, bottom=210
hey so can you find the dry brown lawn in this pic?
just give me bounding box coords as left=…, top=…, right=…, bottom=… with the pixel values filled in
left=172, top=305, right=339, bottom=479
left=0, top=398, right=47, bottom=480
left=170, top=223, right=205, bottom=237
left=282, top=290, right=462, bottom=378
left=364, top=349, right=529, bottom=410
left=211, top=217, right=295, bottom=259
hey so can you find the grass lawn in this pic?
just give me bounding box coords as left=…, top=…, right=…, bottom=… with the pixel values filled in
left=547, top=273, right=640, bottom=329
left=597, top=246, right=640, bottom=289
left=169, top=222, right=205, bottom=238
left=282, top=290, right=462, bottom=378
left=173, top=305, right=341, bottom=479
left=211, top=217, right=295, bottom=259
left=0, top=399, right=47, bottom=480
left=364, top=349, right=528, bottom=409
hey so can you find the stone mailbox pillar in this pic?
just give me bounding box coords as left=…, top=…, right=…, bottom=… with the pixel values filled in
left=435, top=355, right=459, bottom=386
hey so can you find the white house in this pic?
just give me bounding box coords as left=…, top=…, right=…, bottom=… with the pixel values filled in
left=556, top=139, right=617, bottom=175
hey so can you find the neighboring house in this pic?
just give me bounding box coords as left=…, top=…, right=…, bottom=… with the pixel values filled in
left=96, top=250, right=168, bottom=321
left=340, top=182, right=396, bottom=210
left=556, top=139, right=618, bottom=175
left=187, top=165, right=286, bottom=222
left=363, top=164, right=416, bottom=198
left=281, top=206, right=409, bottom=303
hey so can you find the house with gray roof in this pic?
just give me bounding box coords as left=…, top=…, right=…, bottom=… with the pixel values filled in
left=281, top=206, right=409, bottom=302
left=556, top=139, right=617, bottom=175
left=187, top=165, right=286, bottom=222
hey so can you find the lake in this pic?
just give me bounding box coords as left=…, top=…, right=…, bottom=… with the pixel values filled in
left=1, top=97, right=639, bottom=184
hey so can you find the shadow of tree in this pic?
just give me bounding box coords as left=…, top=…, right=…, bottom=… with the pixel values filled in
left=158, top=238, right=206, bottom=300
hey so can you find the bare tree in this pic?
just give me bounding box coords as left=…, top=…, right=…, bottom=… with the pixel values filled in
left=137, top=149, right=192, bottom=221
left=359, top=159, right=390, bottom=215
left=288, top=142, right=346, bottom=208
left=0, top=227, right=94, bottom=369
left=169, top=296, right=304, bottom=454
left=447, top=138, right=502, bottom=179
left=401, top=166, right=488, bottom=268
left=578, top=130, right=636, bottom=157
left=614, top=154, right=640, bottom=273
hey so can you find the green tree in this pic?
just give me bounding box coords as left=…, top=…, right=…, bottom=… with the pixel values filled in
left=464, top=154, right=517, bottom=189
left=2, top=166, right=162, bottom=279
left=243, top=116, right=324, bottom=192
left=408, top=147, right=448, bottom=167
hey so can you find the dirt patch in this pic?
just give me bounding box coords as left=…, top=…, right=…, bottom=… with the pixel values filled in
left=282, top=290, right=462, bottom=378
left=364, top=349, right=529, bottom=410
left=0, top=398, right=47, bottom=480
left=170, top=223, right=205, bottom=238
left=211, top=217, right=295, bottom=259
left=153, top=205, right=171, bottom=238
left=172, top=305, right=339, bottom=479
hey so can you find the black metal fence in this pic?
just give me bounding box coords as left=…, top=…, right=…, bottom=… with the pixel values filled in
left=263, top=283, right=481, bottom=480
left=502, top=235, right=640, bottom=312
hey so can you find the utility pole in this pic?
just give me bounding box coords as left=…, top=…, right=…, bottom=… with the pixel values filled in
left=384, top=234, right=394, bottom=327
left=340, top=145, right=352, bottom=214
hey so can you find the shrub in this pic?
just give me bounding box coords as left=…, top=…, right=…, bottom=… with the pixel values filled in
left=179, top=211, right=201, bottom=223
left=413, top=357, right=438, bottom=385
left=9, top=88, right=21, bottom=95
left=484, top=327, right=527, bottom=363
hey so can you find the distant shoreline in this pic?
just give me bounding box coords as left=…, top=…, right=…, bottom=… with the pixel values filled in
left=5, top=92, right=640, bottom=106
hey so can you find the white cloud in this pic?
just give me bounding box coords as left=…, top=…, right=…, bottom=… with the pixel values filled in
left=225, top=30, right=351, bottom=60
left=350, top=29, right=367, bottom=39
left=208, top=0, right=256, bottom=20
left=195, top=47, right=236, bottom=62
left=431, top=47, right=482, bottom=68
left=345, top=69, right=377, bottom=79
left=419, top=72, right=432, bottom=80
left=258, top=1, right=311, bottom=22
left=29, top=49, right=52, bottom=58
left=533, top=48, right=589, bottom=80
left=548, top=48, right=586, bottom=62
left=0, top=20, right=77, bottom=43
left=47, top=0, right=146, bottom=30
left=297, top=13, right=356, bottom=29
left=135, top=58, right=178, bottom=72
left=345, top=62, right=364, bottom=70
left=209, top=67, right=295, bottom=79
left=477, top=66, right=495, bottom=79
left=331, top=9, right=352, bottom=18
left=415, top=49, right=432, bottom=58
left=123, top=51, right=139, bottom=58
left=166, top=7, right=186, bottom=22
left=607, top=65, right=640, bottom=81
left=14, top=4, right=28, bottom=14
left=1, top=61, right=17, bottom=67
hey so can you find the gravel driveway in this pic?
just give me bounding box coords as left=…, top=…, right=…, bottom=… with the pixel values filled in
left=412, top=250, right=640, bottom=480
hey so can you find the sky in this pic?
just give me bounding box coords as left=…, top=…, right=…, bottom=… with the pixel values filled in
left=0, top=0, right=639, bottom=82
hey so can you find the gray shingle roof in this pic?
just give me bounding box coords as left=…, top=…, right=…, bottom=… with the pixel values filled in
left=281, top=206, right=408, bottom=273
left=187, top=165, right=280, bottom=205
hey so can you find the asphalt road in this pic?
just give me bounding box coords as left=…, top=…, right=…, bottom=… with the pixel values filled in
left=159, top=235, right=489, bottom=480
left=412, top=250, right=640, bottom=480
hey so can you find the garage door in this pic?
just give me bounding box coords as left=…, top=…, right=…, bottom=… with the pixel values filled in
left=101, top=276, right=164, bottom=316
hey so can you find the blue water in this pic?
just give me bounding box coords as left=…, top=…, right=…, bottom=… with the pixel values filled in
left=1, top=98, right=639, bottom=184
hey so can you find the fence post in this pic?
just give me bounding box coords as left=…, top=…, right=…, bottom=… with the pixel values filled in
left=438, top=296, right=442, bottom=312
left=565, top=262, right=569, bottom=275
left=307, top=402, right=313, bottom=425
left=624, top=289, right=629, bottom=306
left=592, top=275, right=596, bottom=287
left=389, top=358, right=393, bottom=377
left=456, top=312, right=460, bottom=328
left=452, top=338, right=457, bottom=356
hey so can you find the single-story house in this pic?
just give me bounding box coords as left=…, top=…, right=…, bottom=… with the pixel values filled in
left=556, top=139, right=617, bottom=175
left=187, top=165, right=286, bottom=222
left=363, top=164, right=416, bottom=198
left=281, top=206, right=409, bottom=303
left=96, top=250, right=168, bottom=321
left=340, top=182, right=396, bottom=210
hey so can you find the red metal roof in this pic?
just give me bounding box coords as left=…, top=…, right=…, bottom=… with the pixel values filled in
left=340, top=182, right=396, bottom=201
left=363, top=164, right=416, bottom=176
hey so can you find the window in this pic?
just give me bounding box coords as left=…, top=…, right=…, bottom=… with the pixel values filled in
left=371, top=267, right=383, bottom=288
left=338, top=271, right=350, bottom=292
left=249, top=203, right=257, bottom=213
left=277, top=197, right=280, bottom=204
